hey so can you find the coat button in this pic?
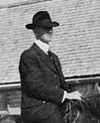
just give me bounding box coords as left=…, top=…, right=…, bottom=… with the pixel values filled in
left=43, top=101, right=46, bottom=103
left=50, top=57, right=53, bottom=60
left=54, top=75, right=57, bottom=78
left=55, top=85, right=58, bottom=88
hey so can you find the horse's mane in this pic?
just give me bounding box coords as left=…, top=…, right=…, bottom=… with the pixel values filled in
left=63, top=92, right=100, bottom=123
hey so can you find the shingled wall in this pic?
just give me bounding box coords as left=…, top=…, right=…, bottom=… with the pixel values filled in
left=0, top=0, right=100, bottom=83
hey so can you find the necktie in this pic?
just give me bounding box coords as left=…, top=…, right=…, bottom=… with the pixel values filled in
left=48, top=51, right=53, bottom=60
left=48, top=51, right=59, bottom=73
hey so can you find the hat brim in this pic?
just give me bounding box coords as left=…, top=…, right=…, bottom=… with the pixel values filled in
left=26, top=24, right=36, bottom=30
left=26, top=21, right=59, bottom=30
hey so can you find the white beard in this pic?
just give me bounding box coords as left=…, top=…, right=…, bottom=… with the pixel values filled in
left=41, top=34, right=52, bottom=42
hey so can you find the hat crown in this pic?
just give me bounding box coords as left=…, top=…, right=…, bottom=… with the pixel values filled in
left=33, top=11, right=51, bottom=25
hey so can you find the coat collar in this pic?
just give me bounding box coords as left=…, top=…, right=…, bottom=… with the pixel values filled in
left=35, top=40, right=49, bottom=55
left=32, top=43, right=58, bottom=73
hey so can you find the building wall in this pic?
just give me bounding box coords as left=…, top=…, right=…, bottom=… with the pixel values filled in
left=0, top=0, right=100, bottom=83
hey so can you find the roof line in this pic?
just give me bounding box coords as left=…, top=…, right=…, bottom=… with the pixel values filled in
left=65, top=73, right=100, bottom=80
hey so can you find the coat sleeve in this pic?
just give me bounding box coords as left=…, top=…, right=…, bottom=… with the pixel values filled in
left=19, top=52, right=64, bottom=104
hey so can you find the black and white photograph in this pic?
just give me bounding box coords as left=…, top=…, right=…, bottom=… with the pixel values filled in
left=0, top=0, right=100, bottom=123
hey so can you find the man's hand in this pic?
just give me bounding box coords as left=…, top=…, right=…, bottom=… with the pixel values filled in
left=66, top=91, right=82, bottom=100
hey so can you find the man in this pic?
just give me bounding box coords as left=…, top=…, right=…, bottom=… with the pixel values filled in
left=19, top=11, right=82, bottom=123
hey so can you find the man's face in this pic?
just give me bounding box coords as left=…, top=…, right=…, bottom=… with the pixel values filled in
left=38, top=26, right=53, bottom=44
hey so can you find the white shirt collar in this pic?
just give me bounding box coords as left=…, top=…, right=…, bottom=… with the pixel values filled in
left=35, top=40, right=49, bottom=55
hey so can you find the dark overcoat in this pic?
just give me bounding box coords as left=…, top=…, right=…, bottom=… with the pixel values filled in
left=19, top=43, right=68, bottom=123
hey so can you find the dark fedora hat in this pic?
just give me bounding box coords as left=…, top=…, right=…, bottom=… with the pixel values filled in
left=26, top=11, right=59, bottom=30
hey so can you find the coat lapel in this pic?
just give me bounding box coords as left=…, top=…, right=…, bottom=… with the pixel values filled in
left=50, top=52, right=62, bottom=75
left=50, top=52, right=65, bottom=84
left=32, top=43, right=58, bottom=73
